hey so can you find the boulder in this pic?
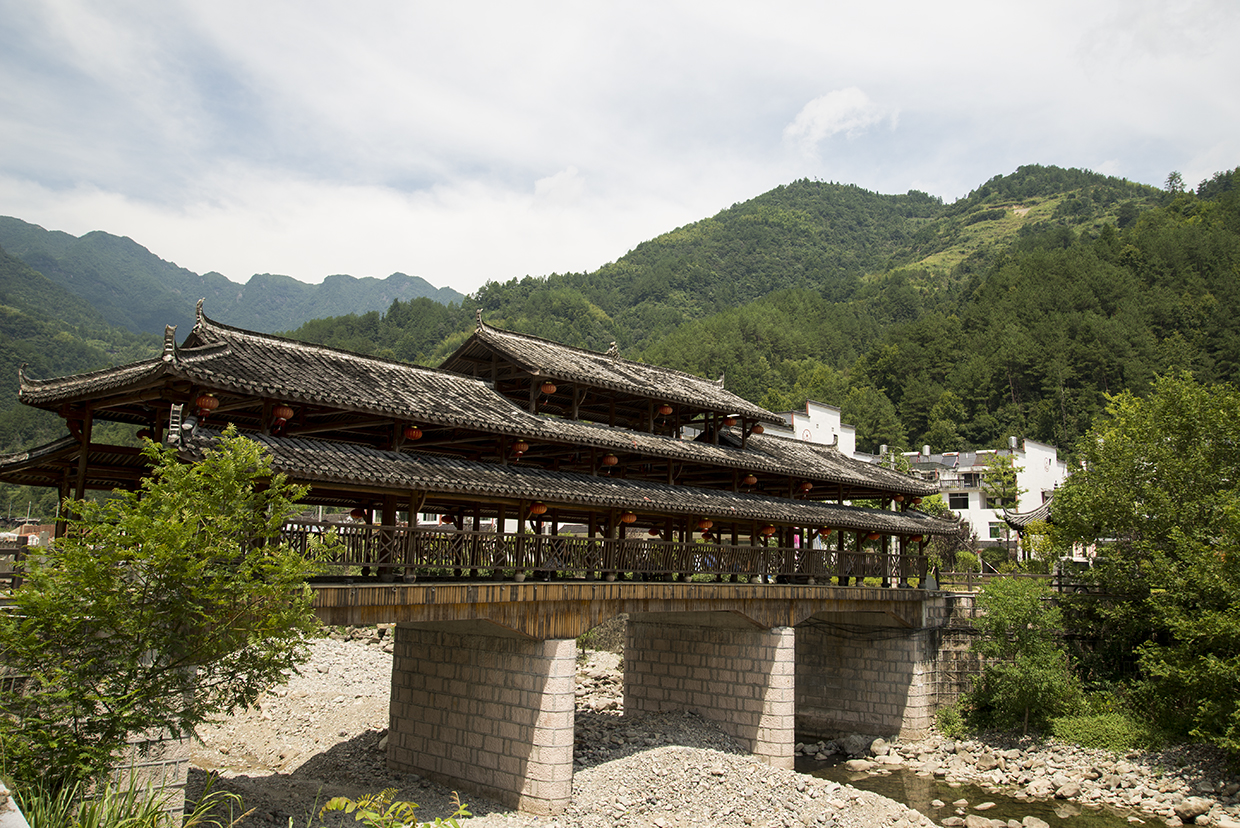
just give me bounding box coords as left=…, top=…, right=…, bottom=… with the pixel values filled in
left=840, top=733, right=875, bottom=757
left=1173, top=797, right=1213, bottom=821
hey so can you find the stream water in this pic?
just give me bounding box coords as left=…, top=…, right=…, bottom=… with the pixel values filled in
left=798, top=759, right=1147, bottom=827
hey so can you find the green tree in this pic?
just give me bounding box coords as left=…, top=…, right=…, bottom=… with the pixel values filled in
left=965, top=577, right=1081, bottom=733
left=981, top=450, right=1024, bottom=510
left=0, top=428, right=329, bottom=788
left=1051, top=373, right=1240, bottom=753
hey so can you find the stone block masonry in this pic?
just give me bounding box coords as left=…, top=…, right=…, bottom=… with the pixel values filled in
left=387, top=624, right=576, bottom=815
left=795, top=599, right=950, bottom=740
left=624, top=614, right=796, bottom=768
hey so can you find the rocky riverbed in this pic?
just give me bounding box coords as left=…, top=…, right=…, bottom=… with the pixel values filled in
left=189, top=627, right=1237, bottom=828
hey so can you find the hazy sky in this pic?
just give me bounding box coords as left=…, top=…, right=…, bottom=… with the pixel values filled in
left=1, top=1, right=1236, bottom=295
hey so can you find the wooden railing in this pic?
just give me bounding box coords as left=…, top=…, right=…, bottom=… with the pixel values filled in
left=281, top=522, right=930, bottom=588
left=936, top=570, right=1091, bottom=594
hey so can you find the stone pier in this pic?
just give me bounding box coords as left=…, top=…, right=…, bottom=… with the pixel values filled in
left=623, top=612, right=796, bottom=768
left=794, top=600, right=949, bottom=739
left=386, top=623, right=576, bottom=815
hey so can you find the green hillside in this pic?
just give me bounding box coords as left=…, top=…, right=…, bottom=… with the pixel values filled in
left=0, top=217, right=465, bottom=336
left=284, top=164, right=1235, bottom=458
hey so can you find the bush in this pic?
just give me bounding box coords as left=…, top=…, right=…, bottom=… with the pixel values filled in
left=935, top=703, right=968, bottom=739
left=1050, top=710, right=1162, bottom=753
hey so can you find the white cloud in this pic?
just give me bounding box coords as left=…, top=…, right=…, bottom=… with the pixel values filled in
left=783, top=89, right=896, bottom=155
left=1, top=0, right=1238, bottom=296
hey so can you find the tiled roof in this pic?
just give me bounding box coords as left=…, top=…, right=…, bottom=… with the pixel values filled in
left=1004, top=497, right=1053, bottom=530
left=182, top=428, right=959, bottom=537
left=18, top=305, right=933, bottom=497
left=442, top=315, right=782, bottom=425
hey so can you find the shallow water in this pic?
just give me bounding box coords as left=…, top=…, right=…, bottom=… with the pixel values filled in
left=799, top=759, right=1146, bottom=827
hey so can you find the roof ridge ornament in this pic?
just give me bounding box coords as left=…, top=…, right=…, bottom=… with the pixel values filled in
left=606, top=341, right=619, bottom=357
left=475, top=308, right=484, bottom=330
left=715, top=373, right=725, bottom=388
left=195, top=298, right=205, bottom=328
left=162, top=324, right=178, bottom=362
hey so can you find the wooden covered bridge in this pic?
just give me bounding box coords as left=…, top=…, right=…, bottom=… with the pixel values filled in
left=2, top=303, right=959, bottom=813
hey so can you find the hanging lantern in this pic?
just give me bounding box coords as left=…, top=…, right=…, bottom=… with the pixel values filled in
left=912, top=497, right=923, bottom=505
left=620, top=511, right=638, bottom=524
left=196, top=393, right=220, bottom=417
left=761, top=524, right=777, bottom=536
left=697, top=518, right=713, bottom=531
left=272, top=404, right=294, bottom=428
left=602, top=453, right=619, bottom=466
left=866, top=532, right=881, bottom=541
left=820, top=527, right=834, bottom=537
left=702, top=531, right=713, bottom=542
left=894, top=494, right=905, bottom=502
left=910, top=535, right=924, bottom=543
left=540, top=381, right=557, bottom=395
left=512, top=439, right=530, bottom=456
left=658, top=403, right=673, bottom=416
left=439, top=514, right=453, bottom=525
left=404, top=425, right=423, bottom=441
left=751, top=424, right=765, bottom=435
left=799, top=482, right=814, bottom=494
left=529, top=501, right=548, bottom=516
left=723, top=416, right=736, bottom=427
left=743, top=473, right=758, bottom=487
left=648, top=527, right=661, bottom=536
left=350, top=507, right=367, bottom=520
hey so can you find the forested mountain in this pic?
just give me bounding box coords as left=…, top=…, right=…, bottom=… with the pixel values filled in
left=3, top=162, right=1236, bottom=514
left=287, top=164, right=1217, bottom=457
left=0, top=217, right=464, bottom=336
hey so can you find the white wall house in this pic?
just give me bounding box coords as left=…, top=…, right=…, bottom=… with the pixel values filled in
left=900, top=438, right=1069, bottom=548
left=768, top=399, right=858, bottom=457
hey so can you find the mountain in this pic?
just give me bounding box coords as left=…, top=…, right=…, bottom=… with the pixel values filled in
left=0, top=217, right=464, bottom=336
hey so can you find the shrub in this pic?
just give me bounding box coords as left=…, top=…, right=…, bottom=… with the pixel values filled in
left=1050, top=710, right=1162, bottom=753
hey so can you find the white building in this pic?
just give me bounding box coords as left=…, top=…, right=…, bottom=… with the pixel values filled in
left=901, top=438, right=1069, bottom=547
left=768, top=400, right=858, bottom=457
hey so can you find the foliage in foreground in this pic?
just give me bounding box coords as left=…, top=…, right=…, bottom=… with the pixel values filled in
left=962, top=576, right=1081, bottom=733
left=1051, top=373, right=1240, bottom=754
left=319, top=790, right=471, bottom=828
left=14, top=776, right=244, bottom=828
left=0, top=428, right=328, bottom=789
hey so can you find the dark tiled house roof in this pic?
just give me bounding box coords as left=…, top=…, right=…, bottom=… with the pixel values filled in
left=19, top=305, right=934, bottom=499
left=441, top=314, right=782, bottom=425
left=180, top=429, right=955, bottom=537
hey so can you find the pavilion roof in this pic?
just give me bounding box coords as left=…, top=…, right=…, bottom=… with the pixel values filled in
left=439, top=313, right=782, bottom=426
left=18, top=304, right=933, bottom=499
left=179, top=428, right=958, bottom=537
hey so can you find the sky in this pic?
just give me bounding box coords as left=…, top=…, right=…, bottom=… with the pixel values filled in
left=1, top=1, right=1237, bottom=296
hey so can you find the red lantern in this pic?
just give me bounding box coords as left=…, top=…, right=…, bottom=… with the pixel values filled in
left=620, top=511, right=637, bottom=524
left=799, top=482, right=814, bottom=493
left=439, top=515, right=453, bottom=525
left=910, top=535, right=924, bottom=543
left=512, top=439, right=530, bottom=456
left=658, top=403, right=673, bottom=416
left=894, top=494, right=905, bottom=502
left=349, top=508, right=366, bottom=520
left=820, top=527, right=834, bottom=537
left=761, top=525, right=777, bottom=536
left=912, top=497, right=923, bottom=505
left=602, top=453, right=619, bottom=466
left=743, top=474, right=758, bottom=487
left=648, top=528, right=661, bottom=536
left=866, top=532, right=881, bottom=541
left=752, top=424, right=765, bottom=435
left=529, top=502, right=548, bottom=516
left=196, top=393, right=220, bottom=417
left=723, top=416, right=736, bottom=427
left=697, top=518, right=713, bottom=531
left=272, top=404, right=294, bottom=429
left=404, top=425, right=423, bottom=441
left=540, top=381, right=557, bottom=395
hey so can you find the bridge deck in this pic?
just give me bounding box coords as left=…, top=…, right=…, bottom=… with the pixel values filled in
left=311, top=579, right=935, bottom=637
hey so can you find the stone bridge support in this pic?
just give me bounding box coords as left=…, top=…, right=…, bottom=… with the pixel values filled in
left=386, top=623, right=576, bottom=815
left=794, top=598, right=949, bottom=739
left=623, top=612, right=796, bottom=768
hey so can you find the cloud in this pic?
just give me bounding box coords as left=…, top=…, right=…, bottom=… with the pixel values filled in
left=783, top=89, right=897, bottom=157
